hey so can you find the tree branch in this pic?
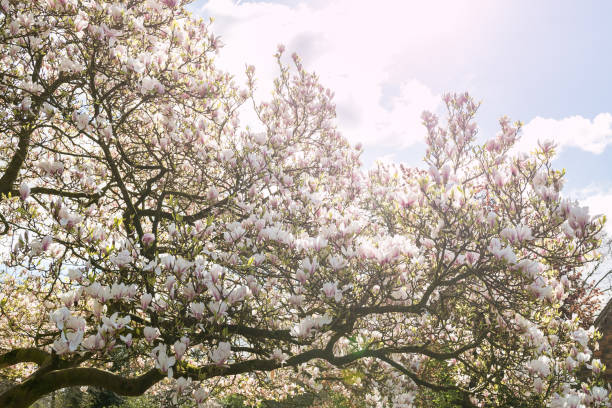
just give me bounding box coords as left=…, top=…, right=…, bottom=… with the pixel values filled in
left=0, top=367, right=164, bottom=408
left=0, top=348, right=50, bottom=369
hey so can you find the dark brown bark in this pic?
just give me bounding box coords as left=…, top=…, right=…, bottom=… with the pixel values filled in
left=0, top=367, right=164, bottom=408
left=0, top=127, right=32, bottom=198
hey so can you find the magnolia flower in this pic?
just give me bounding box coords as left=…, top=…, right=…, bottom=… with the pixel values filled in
left=140, top=293, right=152, bottom=310
left=568, top=205, right=590, bottom=231
left=110, top=282, right=135, bottom=300
left=140, top=76, right=164, bottom=94
left=533, top=377, right=545, bottom=394
left=175, top=376, right=191, bottom=395
left=82, top=334, right=105, bottom=350
left=73, top=111, right=90, bottom=131
left=313, top=314, right=332, bottom=327
left=174, top=340, right=187, bottom=360
left=290, top=318, right=314, bottom=338
left=60, top=290, right=79, bottom=307
left=58, top=210, right=83, bottom=229
left=101, top=313, right=130, bottom=332
left=321, top=281, right=342, bottom=302
left=160, top=0, right=179, bottom=8
left=92, top=300, right=104, bottom=318
left=428, top=165, right=441, bottom=184
left=393, top=392, right=416, bottom=407
left=193, top=388, right=208, bottom=405
left=312, top=235, right=328, bottom=251
left=570, top=328, right=590, bottom=348
left=74, top=11, right=88, bottom=31
left=209, top=342, right=231, bottom=366
left=165, top=275, right=176, bottom=294
left=207, top=301, right=228, bottom=320
left=56, top=330, right=84, bottom=354
left=101, top=125, right=113, bottom=141
left=253, top=132, right=267, bottom=145
left=290, top=315, right=331, bottom=338
left=183, top=283, right=196, bottom=300
left=67, top=267, right=82, bottom=281
left=143, top=326, right=159, bottom=344
left=206, top=186, right=219, bottom=202
left=501, top=225, right=533, bottom=244
left=30, top=236, right=53, bottom=256
left=153, top=344, right=176, bottom=378
left=227, top=286, right=249, bottom=304
left=224, top=222, right=245, bottom=243
left=301, top=257, right=319, bottom=274
left=19, top=182, right=30, bottom=200
left=142, top=233, right=155, bottom=246
left=590, top=386, right=609, bottom=403
left=576, top=351, right=590, bottom=363
left=161, top=254, right=175, bottom=269
left=190, top=302, right=206, bottom=320
left=526, top=356, right=551, bottom=378
left=488, top=238, right=516, bottom=264
left=109, top=250, right=133, bottom=268
left=565, top=356, right=578, bottom=371
left=119, top=333, right=133, bottom=347
left=36, top=160, right=64, bottom=176
left=294, top=269, right=308, bottom=285
left=393, top=191, right=415, bottom=210
left=269, top=348, right=288, bottom=364
left=421, top=238, right=435, bottom=249
left=64, top=316, right=85, bottom=332
left=174, top=257, right=192, bottom=276
left=53, top=338, right=70, bottom=355
left=328, top=255, right=347, bottom=270
left=58, top=57, right=85, bottom=73
left=587, top=358, right=603, bottom=375
left=206, top=282, right=222, bottom=302
left=50, top=307, right=71, bottom=330
left=493, top=170, right=506, bottom=187
left=465, top=251, right=479, bottom=265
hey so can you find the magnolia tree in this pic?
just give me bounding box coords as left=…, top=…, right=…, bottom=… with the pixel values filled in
left=0, top=1, right=609, bottom=407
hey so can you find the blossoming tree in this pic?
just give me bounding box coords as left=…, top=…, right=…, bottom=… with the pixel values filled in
left=0, top=0, right=610, bottom=407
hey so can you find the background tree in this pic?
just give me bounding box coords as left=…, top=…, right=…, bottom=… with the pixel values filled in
left=0, top=0, right=610, bottom=407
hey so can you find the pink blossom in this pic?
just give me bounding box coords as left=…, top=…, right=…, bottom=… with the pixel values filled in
left=206, top=186, right=219, bottom=202
left=209, top=342, right=231, bottom=366
left=190, top=302, right=206, bottom=320
left=174, top=340, right=187, bottom=360
left=140, top=293, right=152, bottom=310
left=143, top=326, right=159, bottom=344
left=142, top=233, right=155, bottom=246
left=19, top=182, right=30, bottom=200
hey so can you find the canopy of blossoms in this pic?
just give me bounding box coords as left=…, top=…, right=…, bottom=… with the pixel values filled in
left=0, top=0, right=609, bottom=407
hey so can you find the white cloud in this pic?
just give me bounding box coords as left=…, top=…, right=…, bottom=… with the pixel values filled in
left=517, top=113, right=612, bottom=154
left=198, top=0, right=497, bottom=148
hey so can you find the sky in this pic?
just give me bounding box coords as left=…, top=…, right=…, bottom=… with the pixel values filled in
left=189, top=0, right=612, bottom=237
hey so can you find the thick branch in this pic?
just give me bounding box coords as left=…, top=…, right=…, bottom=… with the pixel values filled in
left=0, top=348, right=50, bottom=369
left=0, top=126, right=32, bottom=198
left=10, top=186, right=101, bottom=200
left=0, top=367, right=164, bottom=408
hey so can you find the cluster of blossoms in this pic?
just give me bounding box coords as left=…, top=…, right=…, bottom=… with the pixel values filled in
left=0, top=0, right=609, bottom=407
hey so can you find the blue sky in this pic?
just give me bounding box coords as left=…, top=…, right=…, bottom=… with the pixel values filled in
left=190, top=0, right=612, bottom=230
